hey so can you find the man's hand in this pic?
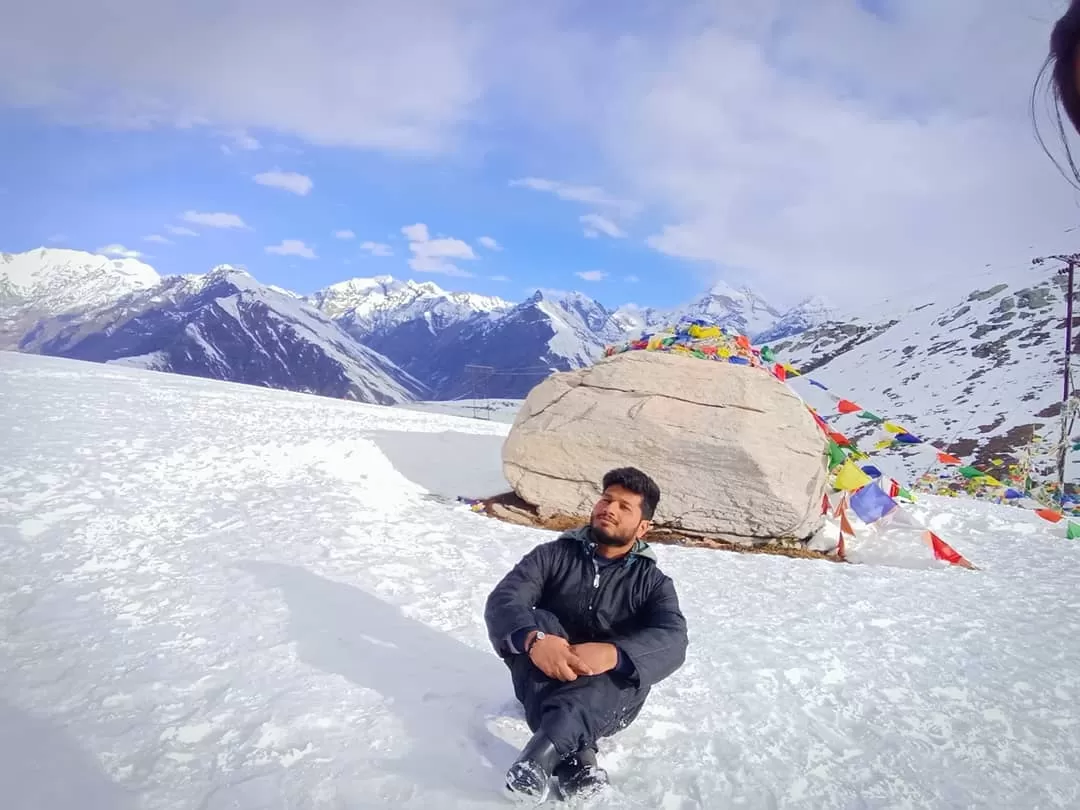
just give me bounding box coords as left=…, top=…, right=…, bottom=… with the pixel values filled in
left=528, top=633, right=593, bottom=681
left=569, top=642, right=618, bottom=675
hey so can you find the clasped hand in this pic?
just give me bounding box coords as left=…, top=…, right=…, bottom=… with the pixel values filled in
left=528, top=634, right=617, bottom=682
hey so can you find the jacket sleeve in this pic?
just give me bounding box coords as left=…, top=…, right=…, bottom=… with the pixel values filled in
left=484, top=542, right=553, bottom=657
left=613, top=573, right=688, bottom=689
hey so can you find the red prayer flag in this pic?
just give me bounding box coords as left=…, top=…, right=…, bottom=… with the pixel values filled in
left=821, top=493, right=830, bottom=515
left=837, top=399, right=862, bottom=414
left=1036, top=508, right=1064, bottom=523
left=832, top=493, right=848, bottom=518
left=937, top=452, right=962, bottom=465
left=888, top=479, right=900, bottom=498
left=774, top=363, right=787, bottom=381
left=839, top=508, right=856, bottom=537
left=836, top=531, right=846, bottom=561
left=828, top=431, right=851, bottom=447
left=925, top=531, right=975, bottom=569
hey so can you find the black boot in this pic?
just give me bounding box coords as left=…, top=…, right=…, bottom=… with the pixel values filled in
left=504, top=730, right=562, bottom=804
left=553, top=746, right=609, bottom=800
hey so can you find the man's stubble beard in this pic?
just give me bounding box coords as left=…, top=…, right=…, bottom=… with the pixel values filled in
left=590, top=521, right=632, bottom=547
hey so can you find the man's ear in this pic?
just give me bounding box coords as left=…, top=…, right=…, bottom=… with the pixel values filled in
left=636, top=520, right=651, bottom=540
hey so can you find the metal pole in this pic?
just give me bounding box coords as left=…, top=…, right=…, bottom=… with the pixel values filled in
left=1058, top=261, right=1075, bottom=503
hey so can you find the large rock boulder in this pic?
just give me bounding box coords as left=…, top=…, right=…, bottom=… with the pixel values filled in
left=502, top=350, right=828, bottom=544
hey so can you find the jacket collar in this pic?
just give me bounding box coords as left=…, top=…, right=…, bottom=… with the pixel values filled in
left=558, top=525, right=658, bottom=564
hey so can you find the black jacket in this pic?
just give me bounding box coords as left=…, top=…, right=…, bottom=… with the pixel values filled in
left=484, top=526, right=688, bottom=690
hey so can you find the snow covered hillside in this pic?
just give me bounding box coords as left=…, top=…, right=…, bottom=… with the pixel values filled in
left=773, top=269, right=1077, bottom=486
left=3, top=350, right=1080, bottom=809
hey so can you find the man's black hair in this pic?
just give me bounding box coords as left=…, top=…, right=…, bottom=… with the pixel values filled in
left=602, top=467, right=661, bottom=521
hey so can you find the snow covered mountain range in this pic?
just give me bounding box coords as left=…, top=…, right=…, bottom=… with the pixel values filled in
left=0, top=248, right=816, bottom=402
left=3, top=249, right=423, bottom=405
left=1, top=247, right=1074, bottom=479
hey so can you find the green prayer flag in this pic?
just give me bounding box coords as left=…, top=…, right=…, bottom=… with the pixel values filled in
left=958, top=465, right=984, bottom=480
left=899, top=488, right=914, bottom=501
left=826, top=440, right=846, bottom=470
left=1068, top=522, right=1080, bottom=540
left=857, top=410, right=883, bottom=422
left=760, top=345, right=775, bottom=362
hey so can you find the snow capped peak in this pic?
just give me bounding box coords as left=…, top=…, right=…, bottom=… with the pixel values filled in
left=704, top=278, right=754, bottom=301
left=0, top=247, right=160, bottom=320
left=755, top=295, right=839, bottom=344
left=2, top=247, right=160, bottom=292
left=313, top=274, right=512, bottom=337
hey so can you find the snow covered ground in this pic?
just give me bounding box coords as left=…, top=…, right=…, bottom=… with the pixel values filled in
left=395, top=398, right=523, bottom=425
left=3, top=350, right=1080, bottom=810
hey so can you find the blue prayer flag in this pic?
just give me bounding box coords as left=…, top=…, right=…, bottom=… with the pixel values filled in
left=849, top=482, right=898, bottom=524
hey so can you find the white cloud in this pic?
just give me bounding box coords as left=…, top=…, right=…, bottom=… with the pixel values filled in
left=580, top=213, right=625, bottom=239
left=224, top=130, right=260, bottom=152
left=0, top=0, right=483, bottom=155
left=401, top=222, right=477, bottom=276
left=165, top=224, right=198, bottom=236
left=98, top=243, right=142, bottom=258
left=254, top=169, right=313, bottom=196
left=510, top=177, right=639, bottom=217
left=265, top=239, right=316, bottom=259
left=583, top=2, right=1078, bottom=305
left=144, top=234, right=172, bottom=244
left=401, top=223, right=430, bottom=243
left=575, top=270, right=607, bottom=282
left=361, top=241, right=393, bottom=257
left=334, top=229, right=355, bottom=240
left=181, top=211, right=248, bottom=229
left=478, top=235, right=502, bottom=251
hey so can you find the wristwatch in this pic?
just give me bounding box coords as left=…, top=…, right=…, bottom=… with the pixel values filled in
left=526, top=631, right=546, bottom=654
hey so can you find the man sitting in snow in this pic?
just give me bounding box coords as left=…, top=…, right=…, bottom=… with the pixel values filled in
left=484, top=466, right=689, bottom=803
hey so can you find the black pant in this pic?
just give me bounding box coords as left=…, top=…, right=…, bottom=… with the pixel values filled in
left=505, top=609, right=648, bottom=757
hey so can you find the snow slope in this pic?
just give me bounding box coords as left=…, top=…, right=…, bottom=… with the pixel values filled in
left=3, top=350, right=1080, bottom=809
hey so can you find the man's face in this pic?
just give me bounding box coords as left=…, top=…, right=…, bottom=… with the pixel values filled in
left=590, top=484, right=649, bottom=546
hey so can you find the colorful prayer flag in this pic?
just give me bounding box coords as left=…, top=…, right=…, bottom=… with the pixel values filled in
left=834, top=460, right=873, bottom=492
left=849, top=482, right=898, bottom=524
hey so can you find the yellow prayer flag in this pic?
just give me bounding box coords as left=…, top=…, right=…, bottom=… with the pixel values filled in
left=688, top=324, right=722, bottom=339
left=834, top=460, right=872, bottom=492
left=883, top=422, right=906, bottom=434
left=874, top=439, right=894, bottom=450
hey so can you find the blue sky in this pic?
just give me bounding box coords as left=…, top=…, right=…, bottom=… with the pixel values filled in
left=1, top=0, right=1077, bottom=312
